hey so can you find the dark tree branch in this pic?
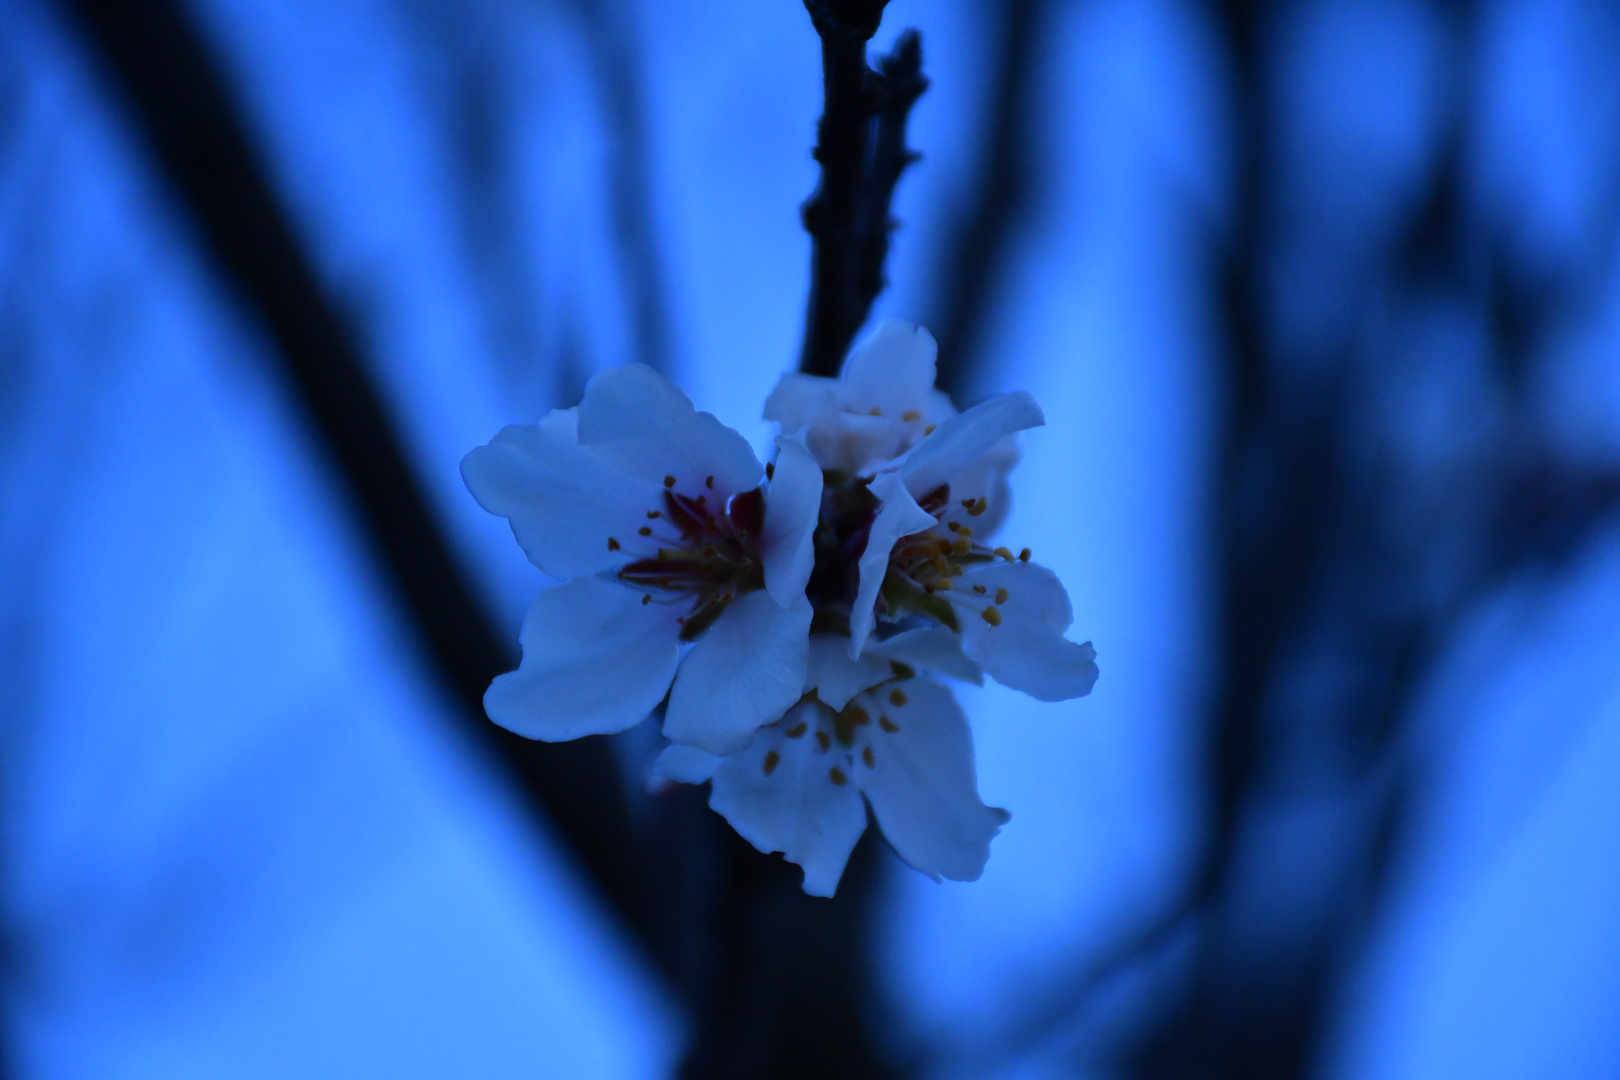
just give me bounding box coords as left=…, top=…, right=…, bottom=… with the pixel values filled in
left=56, top=0, right=675, bottom=979
left=680, top=827, right=901, bottom=1080
left=663, top=5, right=927, bottom=1075
left=928, top=0, right=1041, bottom=401
left=798, top=0, right=926, bottom=376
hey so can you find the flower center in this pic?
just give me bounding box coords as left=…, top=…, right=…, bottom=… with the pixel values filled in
left=617, top=484, right=767, bottom=640
left=880, top=484, right=1032, bottom=630
left=804, top=471, right=879, bottom=633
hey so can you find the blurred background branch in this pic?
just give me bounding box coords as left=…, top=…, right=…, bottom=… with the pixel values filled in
left=8, top=0, right=1620, bottom=1076
left=57, top=0, right=669, bottom=975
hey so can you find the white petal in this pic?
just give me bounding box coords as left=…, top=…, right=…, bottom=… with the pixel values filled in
left=763, top=372, right=839, bottom=433
left=804, top=635, right=892, bottom=710
left=760, top=436, right=823, bottom=608
left=664, top=590, right=813, bottom=754
left=651, top=744, right=721, bottom=784
left=848, top=473, right=939, bottom=657
left=935, top=435, right=1020, bottom=540
left=485, top=576, right=680, bottom=740
left=857, top=678, right=1009, bottom=882
left=708, top=713, right=868, bottom=897
left=804, top=412, right=909, bottom=473
left=865, top=627, right=984, bottom=686
left=461, top=417, right=662, bottom=579
left=838, top=320, right=946, bottom=420
left=958, top=561, right=1100, bottom=701
left=576, top=364, right=762, bottom=498
left=897, top=391, right=1044, bottom=500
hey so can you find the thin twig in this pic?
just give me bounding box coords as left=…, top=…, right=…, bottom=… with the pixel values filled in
left=798, top=0, right=926, bottom=376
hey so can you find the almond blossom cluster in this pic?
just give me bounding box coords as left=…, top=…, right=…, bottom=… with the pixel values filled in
left=462, top=321, right=1097, bottom=895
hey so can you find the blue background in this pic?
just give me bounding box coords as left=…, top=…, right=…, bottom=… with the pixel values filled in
left=3, top=0, right=1618, bottom=1076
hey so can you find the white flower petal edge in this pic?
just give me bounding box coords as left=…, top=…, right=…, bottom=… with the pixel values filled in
left=764, top=320, right=955, bottom=473
left=461, top=411, right=663, bottom=580
left=659, top=668, right=1008, bottom=895
left=760, top=435, right=823, bottom=609
left=804, top=634, right=892, bottom=710
left=577, top=363, right=763, bottom=498
left=848, top=473, right=937, bottom=656
left=664, top=590, right=814, bottom=755
left=957, top=561, right=1099, bottom=701
left=705, top=719, right=869, bottom=897
left=865, top=627, right=985, bottom=686
left=803, top=626, right=984, bottom=711
left=834, top=321, right=953, bottom=427
left=894, top=390, right=1044, bottom=500
left=650, top=744, right=720, bottom=785
left=486, top=575, right=681, bottom=740
left=859, top=678, right=1010, bottom=883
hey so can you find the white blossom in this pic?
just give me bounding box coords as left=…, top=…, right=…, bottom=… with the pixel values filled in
left=653, top=658, right=1008, bottom=897
left=772, top=329, right=1099, bottom=702
left=764, top=320, right=957, bottom=475
left=462, top=364, right=822, bottom=754
left=467, top=323, right=1099, bottom=899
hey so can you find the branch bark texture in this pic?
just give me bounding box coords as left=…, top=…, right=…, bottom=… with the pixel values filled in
left=798, top=1, right=926, bottom=376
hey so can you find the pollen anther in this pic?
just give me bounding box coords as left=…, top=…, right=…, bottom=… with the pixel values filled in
left=902, top=409, right=921, bottom=422
left=995, top=587, right=1009, bottom=604
left=829, top=767, right=848, bottom=785
left=607, top=537, right=621, bottom=551
left=663, top=475, right=676, bottom=488
left=862, top=747, right=876, bottom=767
left=889, top=688, right=908, bottom=706
left=982, top=606, right=1003, bottom=626
left=763, top=751, right=780, bottom=776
